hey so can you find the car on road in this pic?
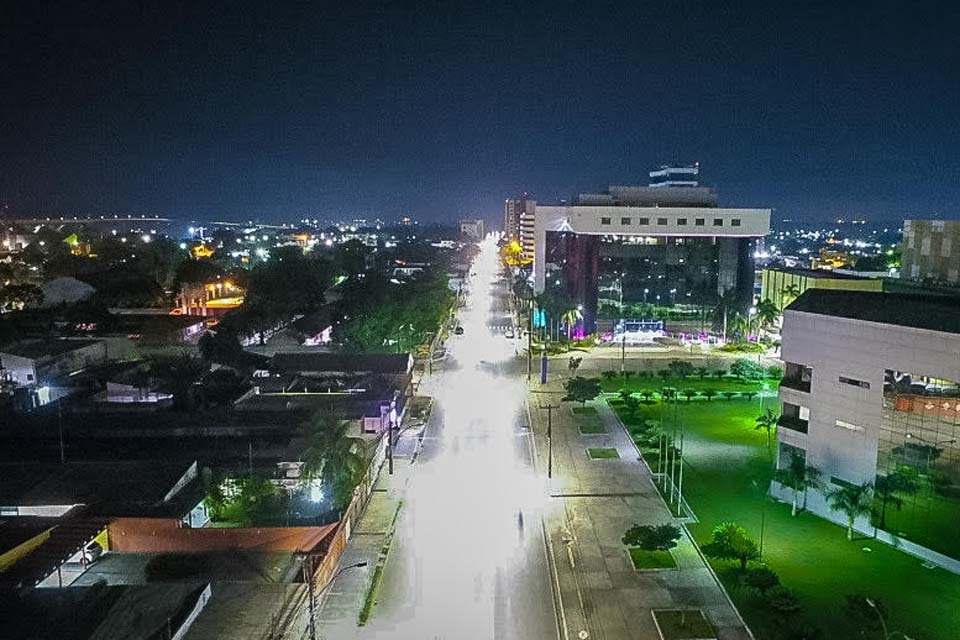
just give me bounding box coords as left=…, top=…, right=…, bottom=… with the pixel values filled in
left=454, top=326, right=464, bottom=335
left=505, top=330, right=514, bottom=339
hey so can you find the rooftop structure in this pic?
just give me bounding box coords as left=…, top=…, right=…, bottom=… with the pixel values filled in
left=760, top=267, right=884, bottom=311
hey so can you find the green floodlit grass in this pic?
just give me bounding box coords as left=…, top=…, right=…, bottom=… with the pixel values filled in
left=628, top=547, right=677, bottom=569
left=608, top=398, right=960, bottom=640
left=599, top=375, right=777, bottom=395
left=577, top=419, right=606, bottom=434
left=572, top=406, right=598, bottom=415
left=587, top=447, right=620, bottom=459
left=652, top=610, right=716, bottom=640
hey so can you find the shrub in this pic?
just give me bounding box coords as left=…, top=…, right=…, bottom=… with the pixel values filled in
left=702, top=521, right=759, bottom=570
left=766, top=365, right=784, bottom=380
left=742, top=566, right=780, bottom=593
left=765, top=585, right=802, bottom=615
left=602, top=370, right=617, bottom=380
left=622, top=523, right=681, bottom=551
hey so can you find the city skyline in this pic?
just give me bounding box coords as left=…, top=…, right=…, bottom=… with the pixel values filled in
left=4, top=1, right=960, bottom=224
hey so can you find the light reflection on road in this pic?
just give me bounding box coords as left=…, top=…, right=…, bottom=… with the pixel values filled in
left=363, top=236, right=558, bottom=639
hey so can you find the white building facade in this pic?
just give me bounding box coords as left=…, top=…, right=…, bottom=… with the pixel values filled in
left=776, top=289, right=960, bottom=568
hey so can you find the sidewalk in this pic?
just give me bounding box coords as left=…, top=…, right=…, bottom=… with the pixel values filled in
left=312, top=429, right=420, bottom=637
left=530, top=377, right=753, bottom=640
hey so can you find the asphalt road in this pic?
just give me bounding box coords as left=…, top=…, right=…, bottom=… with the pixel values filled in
left=361, top=236, right=559, bottom=640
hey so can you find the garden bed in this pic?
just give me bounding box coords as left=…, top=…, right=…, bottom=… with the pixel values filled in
left=587, top=447, right=620, bottom=459
left=628, top=547, right=677, bottom=570
left=651, top=609, right=716, bottom=640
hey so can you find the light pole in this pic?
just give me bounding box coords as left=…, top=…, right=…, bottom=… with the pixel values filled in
left=303, top=559, right=369, bottom=640
left=865, top=598, right=914, bottom=640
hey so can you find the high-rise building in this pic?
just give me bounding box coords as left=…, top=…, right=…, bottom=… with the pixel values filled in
left=776, top=289, right=960, bottom=564
left=901, top=219, right=960, bottom=285
left=503, top=195, right=535, bottom=241
left=519, top=208, right=536, bottom=260
left=532, top=181, right=769, bottom=333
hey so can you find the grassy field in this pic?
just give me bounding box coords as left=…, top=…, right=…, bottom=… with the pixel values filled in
left=652, top=610, right=716, bottom=640
left=628, top=547, right=677, bottom=569
left=609, top=398, right=960, bottom=640
left=599, top=375, right=776, bottom=395
left=572, top=406, right=599, bottom=415
left=578, top=422, right=607, bottom=434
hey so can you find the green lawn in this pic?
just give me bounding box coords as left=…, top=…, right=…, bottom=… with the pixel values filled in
left=628, top=547, right=677, bottom=569
left=600, top=375, right=776, bottom=395
left=578, top=422, right=607, bottom=435
left=652, top=610, right=716, bottom=640
left=572, top=406, right=598, bottom=415
left=608, top=398, right=960, bottom=640
left=587, top=447, right=620, bottom=459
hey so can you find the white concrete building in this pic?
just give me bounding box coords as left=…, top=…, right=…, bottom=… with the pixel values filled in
left=776, top=289, right=960, bottom=567
left=459, top=219, right=485, bottom=241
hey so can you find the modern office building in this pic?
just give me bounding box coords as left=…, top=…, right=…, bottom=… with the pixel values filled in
left=532, top=182, right=770, bottom=333
left=503, top=195, right=535, bottom=241
left=901, top=219, right=960, bottom=285
left=776, top=289, right=960, bottom=565
left=760, top=267, right=883, bottom=311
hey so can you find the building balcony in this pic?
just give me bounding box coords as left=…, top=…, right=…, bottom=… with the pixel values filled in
left=781, top=377, right=811, bottom=393
left=778, top=415, right=809, bottom=434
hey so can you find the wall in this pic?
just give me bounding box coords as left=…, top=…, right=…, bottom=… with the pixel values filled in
left=107, top=519, right=337, bottom=553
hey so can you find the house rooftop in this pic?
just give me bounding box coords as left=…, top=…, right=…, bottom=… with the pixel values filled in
left=0, top=461, right=198, bottom=514
left=766, top=267, right=873, bottom=281
left=270, top=351, right=412, bottom=375
left=0, top=339, right=101, bottom=360
left=787, top=289, right=960, bottom=335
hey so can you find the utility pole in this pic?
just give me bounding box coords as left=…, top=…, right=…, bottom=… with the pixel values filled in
left=387, top=423, right=393, bottom=475
left=57, top=399, right=65, bottom=464
left=540, top=404, right=560, bottom=479
left=527, top=304, right=533, bottom=382
left=676, top=431, right=684, bottom=516
left=620, top=335, right=626, bottom=375
left=303, top=555, right=317, bottom=640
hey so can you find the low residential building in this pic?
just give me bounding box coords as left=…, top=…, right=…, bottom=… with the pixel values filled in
left=901, top=219, right=960, bottom=285
left=775, top=289, right=960, bottom=566
left=760, top=267, right=884, bottom=311
left=0, top=339, right=107, bottom=387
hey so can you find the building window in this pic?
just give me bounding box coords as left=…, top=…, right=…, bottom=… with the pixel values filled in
left=713, top=218, right=723, bottom=226
left=26, top=374, right=34, bottom=381
left=657, top=217, right=668, bottom=225
left=695, top=218, right=705, bottom=226
left=677, top=218, right=687, bottom=225
left=601, top=217, right=611, bottom=225
left=835, top=419, right=865, bottom=433
left=638, top=217, right=650, bottom=225
left=839, top=375, right=870, bottom=390
left=621, top=217, right=631, bottom=225
left=731, top=219, right=741, bottom=227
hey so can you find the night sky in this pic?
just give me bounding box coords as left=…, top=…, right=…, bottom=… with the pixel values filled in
left=2, top=1, right=959, bottom=224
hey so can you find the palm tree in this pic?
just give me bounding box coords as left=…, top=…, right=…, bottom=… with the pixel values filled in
left=701, top=389, right=718, bottom=402
left=781, top=284, right=802, bottom=311
left=561, top=307, right=583, bottom=340
left=302, top=411, right=369, bottom=512
left=874, top=471, right=919, bottom=529
left=640, top=388, right=656, bottom=403
left=774, top=453, right=822, bottom=516
left=680, top=388, right=698, bottom=403
left=756, top=298, right=780, bottom=330
left=754, top=408, right=779, bottom=449
left=720, top=391, right=738, bottom=401
left=695, top=366, right=709, bottom=381
left=826, top=482, right=874, bottom=540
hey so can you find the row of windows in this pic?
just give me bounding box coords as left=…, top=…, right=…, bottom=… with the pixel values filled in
left=599, top=217, right=741, bottom=228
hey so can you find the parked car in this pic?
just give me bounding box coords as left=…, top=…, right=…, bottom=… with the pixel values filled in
left=505, top=330, right=515, bottom=339
left=454, top=326, right=464, bottom=335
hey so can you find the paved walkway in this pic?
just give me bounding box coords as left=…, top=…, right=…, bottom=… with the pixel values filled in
left=530, top=374, right=753, bottom=640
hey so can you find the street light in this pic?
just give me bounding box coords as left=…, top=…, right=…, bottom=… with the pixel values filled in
left=865, top=598, right=914, bottom=640
left=303, top=559, right=369, bottom=640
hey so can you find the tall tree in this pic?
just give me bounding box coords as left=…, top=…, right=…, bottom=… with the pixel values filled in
left=302, top=412, right=369, bottom=512
left=561, top=307, right=583, bottom=340
left=755, top=408, right=779, bottom=450
left=562, top=376, right=602, bottom=406
left=774, top=452, right=822, bottom=515
left=756, top=298, right=780, bottom=329
left=826, top=482, right=874, bottom=540
left=873, top=471, right=918, bottom=529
